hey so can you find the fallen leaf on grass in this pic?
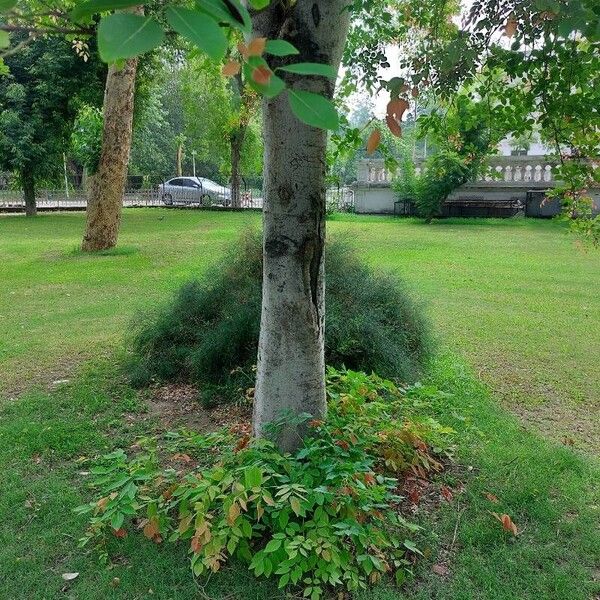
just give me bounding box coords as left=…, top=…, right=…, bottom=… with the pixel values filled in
left=491, top=512, right=518, bottom=535
left=440, top=485, right=453, bottom=501
left=61, top=573, right=79, bottom=581
left=432, top=563, right=449, bottom=576
left=484, top=492, right=499, bottom=503
left=113, top=527, right=128, bottom=538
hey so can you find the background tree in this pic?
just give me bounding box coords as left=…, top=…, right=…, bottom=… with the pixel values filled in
left=181, top=53, right=262, bottom=203
left=79, top=5, right=152, bottom=251
left=0, top=34, right=104, bottom=216
left=71, top=104, right=103, bottom=188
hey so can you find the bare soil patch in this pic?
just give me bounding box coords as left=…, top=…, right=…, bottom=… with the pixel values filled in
left=143, top=383, right=251, bottom=432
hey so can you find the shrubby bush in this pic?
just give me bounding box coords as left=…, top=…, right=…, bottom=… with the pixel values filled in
left=128, top=231, right=431, bottom=399
left=76, top=369, right=455, bottom=598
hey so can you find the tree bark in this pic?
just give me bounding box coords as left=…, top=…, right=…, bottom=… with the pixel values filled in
left=81, top=9, right=140, bottom=252
left=176, top=142, right=183, bottom=176
left=230, top=127, right=246, bottom=208
left=22, top=169, right=36, bottom=217
left=251, top=1, right=350, bottom=452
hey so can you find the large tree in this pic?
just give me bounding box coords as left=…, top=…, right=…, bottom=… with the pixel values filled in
left=249, top=2, right=350, bottom=450
left=0, top=35, right=104, bottom=215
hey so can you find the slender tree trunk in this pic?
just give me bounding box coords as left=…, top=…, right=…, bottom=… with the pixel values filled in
left=176, top=142, right=183, bottom=176
left=251, top=1, right=350, bottom=452
left=81, top=8, right=140, bottom=252
left=22, top=169, right=36, bottom=217
left=230, top=127, right=246, bottom=208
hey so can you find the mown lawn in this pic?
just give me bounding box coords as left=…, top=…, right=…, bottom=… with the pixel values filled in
left=0, top=209, right=599, bottom=599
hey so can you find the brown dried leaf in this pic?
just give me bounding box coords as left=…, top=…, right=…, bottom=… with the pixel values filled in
left=251, top=66, right=272, bottom=86
left=440, top=485, right=453, bottom=502
left=112, top=527, right=128, bottom=538
left=222, top=60, right=241, bottom=77
left=484, top=492, right=499, bottom=503
left=366, top=128, right=381, bottom=155
left=228, top=502, right=241, bottom=525
left=386, top=115, right=402, bottom=138
left=247, top=37, right=267, bottom=57
left=504, top=18, right=518, bottom=37
left=387, top=98, right=409, bottom=121
left=491, top=512, right=518, bottom=535
left=143, top=518, right=159, bottom=540
left=237, top=42, right=249, bottom=59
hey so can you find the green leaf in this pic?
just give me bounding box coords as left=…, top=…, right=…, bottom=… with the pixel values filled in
left=249, top=0, right=270, bottom=8
left=265, top=39, right=299, bottom=56
left=264, top=538, right=282, bottom=553
left=0, top=0, right=17, bottom=12
left=0, top=30, right=9, bottom=49
left=196, top=0, right=251, bottom=34
left=98, top=13, right=165, bottom=63
left=278, top=62, right=337, bottom=78
left=288, top=89, right=339, bottom=130
left=289, top=496, right=302, bottom=516
left=70, top=0, right=141, bottom=21
left=110, top=511, right=124, bottom=530
left=403, top=539, right=423, bottom=555
left=244, top=465, right=263, bottom=489
left=166, top=7, right=227, bottom=61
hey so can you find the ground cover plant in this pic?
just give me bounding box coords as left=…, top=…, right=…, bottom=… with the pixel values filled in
left=75, top=369, right=455, bottom=599
left=127, top=231, right=431, bottom=399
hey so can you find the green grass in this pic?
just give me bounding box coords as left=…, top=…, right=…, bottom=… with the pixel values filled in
left=1, top=210, right=599, bottom=598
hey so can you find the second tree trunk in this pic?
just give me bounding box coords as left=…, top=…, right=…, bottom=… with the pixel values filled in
left=81, top=26, right=139, bottom=252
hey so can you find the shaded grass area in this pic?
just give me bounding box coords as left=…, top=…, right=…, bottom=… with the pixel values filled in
left=0, top=357, right=597, bottom=599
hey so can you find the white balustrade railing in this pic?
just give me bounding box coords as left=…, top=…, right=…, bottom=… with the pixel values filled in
left=358, top=157, right=558, bottom=185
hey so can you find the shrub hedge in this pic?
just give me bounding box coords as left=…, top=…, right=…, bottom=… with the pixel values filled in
left=128, top=231, right=431, bottom=397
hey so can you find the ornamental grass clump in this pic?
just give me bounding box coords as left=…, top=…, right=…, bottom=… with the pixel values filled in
left=76, top=369, right=455, bottom=599
left=127, top=230, right=432, bottom=401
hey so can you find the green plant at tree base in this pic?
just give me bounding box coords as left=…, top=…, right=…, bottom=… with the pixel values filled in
left=127, top=231, right=432, bottom=401
left=75, top=368, right=455, bottom=599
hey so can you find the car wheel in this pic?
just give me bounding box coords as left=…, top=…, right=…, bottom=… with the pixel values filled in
left=200, top=193, right=211, bottom=206
left=162, top=193, right=173, bottom=206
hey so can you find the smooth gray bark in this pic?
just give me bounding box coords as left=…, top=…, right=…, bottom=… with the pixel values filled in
left=251, top=1, right=350, bottom=452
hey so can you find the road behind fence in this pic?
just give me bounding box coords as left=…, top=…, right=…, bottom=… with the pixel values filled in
left=0, top=186, right=355, bottom=213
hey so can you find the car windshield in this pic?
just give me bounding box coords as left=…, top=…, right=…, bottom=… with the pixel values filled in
left=199, top=179, right=222, bottom=191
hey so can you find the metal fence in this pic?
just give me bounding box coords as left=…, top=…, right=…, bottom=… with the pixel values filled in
left=0, top=186, right=354, bottom=213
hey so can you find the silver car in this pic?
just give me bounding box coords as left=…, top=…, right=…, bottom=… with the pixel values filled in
left=160, top=176, right=231, bottom=206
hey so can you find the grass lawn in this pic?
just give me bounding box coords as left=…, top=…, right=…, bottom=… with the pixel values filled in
left=1, top=209, right=599, bottom=599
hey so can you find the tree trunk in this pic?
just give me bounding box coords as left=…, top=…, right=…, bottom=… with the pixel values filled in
left=81, top=9, right=140, bottom=252
left=22, top=169, right=36, bottom=217
left=230, top=127, right=245, bottom=208
left=251, top=1, right=350, bottom=452
left=176, top=142, right=183, bottom=176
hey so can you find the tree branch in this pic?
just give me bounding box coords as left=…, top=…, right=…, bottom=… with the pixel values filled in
left=0, top=24, right=94, bottom=35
